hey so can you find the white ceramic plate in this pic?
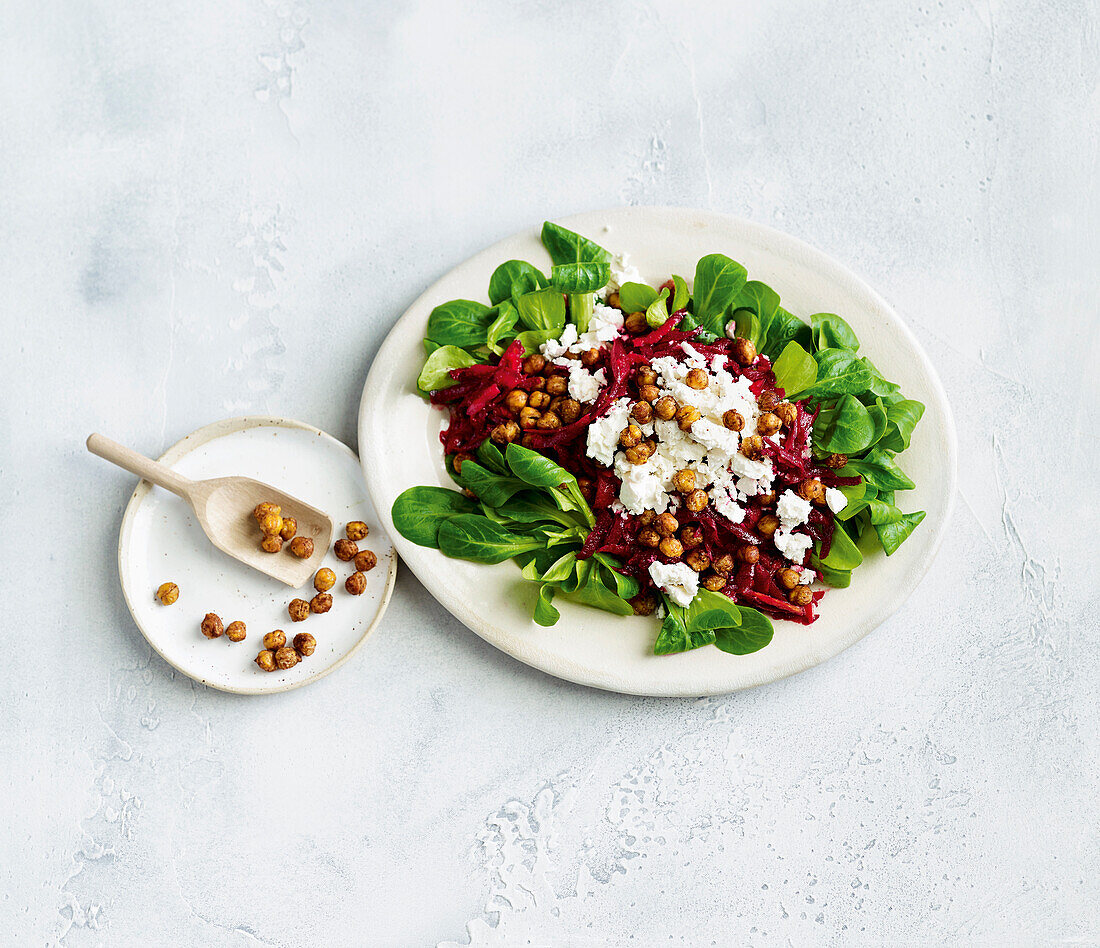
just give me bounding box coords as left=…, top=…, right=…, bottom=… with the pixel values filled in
left=358, top=207, right=956, bottom=696
left=119, top=417, right=396, bottom=695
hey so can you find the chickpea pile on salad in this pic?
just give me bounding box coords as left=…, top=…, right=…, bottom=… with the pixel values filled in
left=393, top=222, right=925, bottom=657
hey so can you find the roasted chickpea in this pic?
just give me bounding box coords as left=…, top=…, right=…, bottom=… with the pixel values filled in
left=736, top=544, right=760, bottom=564
left=577, top=476, right=595, bottom=503
left=775, top=402, right=798, bottom=428
left=637, top=527, right=661, bottom=548
left=225, top=620, right=247, bottom=643
left=288, top=599, right=310, bottom=622
left=617, top=424, right=640, bottom=448
left=776, top=568, right=800, bottom=590
left=345, top=571, right=367, bottom=595
left=260, top=534, right=283, bottom=553
left=685, top=549, right=711, bottom=573
left=314, top=567, right=336, bottom=593
left=757, top=389, right=780, bottom=411
left=274, top=646, right=299, bottom=670
left=259, top=512, right=283, bottom=537
left=624, top=311, right=649, bottom=333
left=680, top=524, right=704, bottom=549
left=824, top=453, right=848, bottom=469
left=310, top=592, right=333, bottom=614
left=333, top=539, right=358, bottom=561
left=520, top=435, right=537, bottom=449
left=527, top=390, right=551, bottom=410
left=685, top=489, right=708, bottom=513
left=156, top=582, right=179, bottom=606
left=606, top=291, right=622, bottom=310
left=637, top=383, right=659, bottom=402
left=722, top=410, right=744, bottom=431
left=535, top=411, right=562, bottom=430
left=523, top=353, right=547, bottom=374
left=758, top=490, right=778, bottom=506
left=263, top=630, right=286, bottom=651
left=279, top=517, right=298, bottom=541
left=200, top=613, right=223, bottom=639
left=627, top=402, right=651, bottom=427
left=491, top=421, right=521, bottom=444
left=346, top=521, right=369, bottom=541
left=740, top=435, right=764, bottom=459
left=685, top=368, right=708, bottom=390
left=624, top=446, right=649, bottom=465
left=289, top=536, right=314, bottom=559
left=797, top=478, right=827, bottom=504
left=789, top=586, right=813, bottom=607
left=640, top=439, right=657, bottom=458
left=351, top=550, right=375, bottom=573
left=253, top=502, right=281, bottom=522
left=712, top=553, right=735, bottom=575
left=638, top=510, right=656, bottom=525
left=656, top=512, right=679, bottom=537
left=519, top=406, right=541, bottom=429
left=731, top=337, right=757, bottom=365
left=545, top=375, right=569, bottom=396
left=452, top=452, right=473, bottom=474
left=654, top=395, right=678, bottom=420
left=504, top=389, right=529, bottom=413
left=756, top=514, right=780, bottom=538
left=659, top=536, right=684, bottom=558
left=672, top=469, right=696, bottom=493
left=556, top=399, right=580, bottom=423
left=530, top=376, right=547, bottom=391
left=629, top=591, right=657, bottom=616
left=293, top=632, right=316, bottom=657
left=255, top=650, right=277, bottom=672
left=580, top=347, right=601, bottom=367
left=635, top=366, right=658, bottom=386
left=676, top=404, right=701, bottom=431
left=701, top=572, right=727, bottom=591
left=757, top=412, right=782, bottom=436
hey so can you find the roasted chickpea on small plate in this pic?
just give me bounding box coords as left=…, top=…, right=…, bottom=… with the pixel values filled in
left=117, top=417, right=396, bottom=695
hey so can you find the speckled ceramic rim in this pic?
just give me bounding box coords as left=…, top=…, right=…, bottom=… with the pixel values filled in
left=117, top=415, right=398, bottom=696
left=359, top=207, right=957, bottom=696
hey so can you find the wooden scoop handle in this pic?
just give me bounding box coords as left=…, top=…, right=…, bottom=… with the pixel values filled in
left=86, top=433, right=194, bottom=499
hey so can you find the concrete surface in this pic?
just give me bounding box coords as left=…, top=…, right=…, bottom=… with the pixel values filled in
left=2, top=1, right=1097, bottom=945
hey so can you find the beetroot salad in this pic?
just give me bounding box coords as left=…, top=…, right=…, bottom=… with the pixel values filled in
left=392, top=222, right=925, bottom=657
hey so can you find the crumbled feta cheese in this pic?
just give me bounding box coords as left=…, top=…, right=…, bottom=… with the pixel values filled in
left=725, top=320, right=739, bottom=339
left=570, top=304, right=624, bottom=350
left=586, top=397, right=632, bottom=466
left=567, top=364, right=602, bottom=403
left=689, top=418, right=740, bottom=457
left=825, top=487, right=848, bottom=514
left=540, top=323, right=578, bottom=359
left=773, top=528, right=813, bottom=563
left=711, top=488, right=746, bottom=524
left=797, top=569, right=816, bottom=585
left=607, top=252, right=641, bottom=291
left=648, top=561, right=699, bottom=608
left=777, top=490, right=812, bottom=528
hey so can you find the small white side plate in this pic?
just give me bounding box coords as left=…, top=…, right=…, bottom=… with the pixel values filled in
left=359, top=207, right=957, bottom=697
left=118, top=417, right=396, bottom=695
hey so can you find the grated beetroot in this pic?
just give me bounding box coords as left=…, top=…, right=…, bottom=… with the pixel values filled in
left=427, top=318, right=856, bottom=624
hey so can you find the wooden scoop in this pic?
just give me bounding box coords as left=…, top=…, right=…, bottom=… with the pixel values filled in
left=87, top=433, right=333, bottom=588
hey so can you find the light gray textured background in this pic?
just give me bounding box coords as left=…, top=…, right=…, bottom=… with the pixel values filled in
left=2, top=1, right=1097, bottom=945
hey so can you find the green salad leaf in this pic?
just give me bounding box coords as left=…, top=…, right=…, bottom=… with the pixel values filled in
left=540, top=221, right=612, bottom=266
left=693, top=254, right=748, bottom=335
left=392, top=486, right=479, bottom=548
left=772, top=341, right=818, bottom=396
left=551, top=262, right=610, bottom=294
left=488, top=261, right=547, bottom=305
left=426, top=299, right=494, bottom=348
left=811, top=312, right=860, bottom=352
left=618, top=281, right=658, bottom=313
left=417, top=345, right=477, bottom=394
left=515, top=288, right=566, bottom=332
